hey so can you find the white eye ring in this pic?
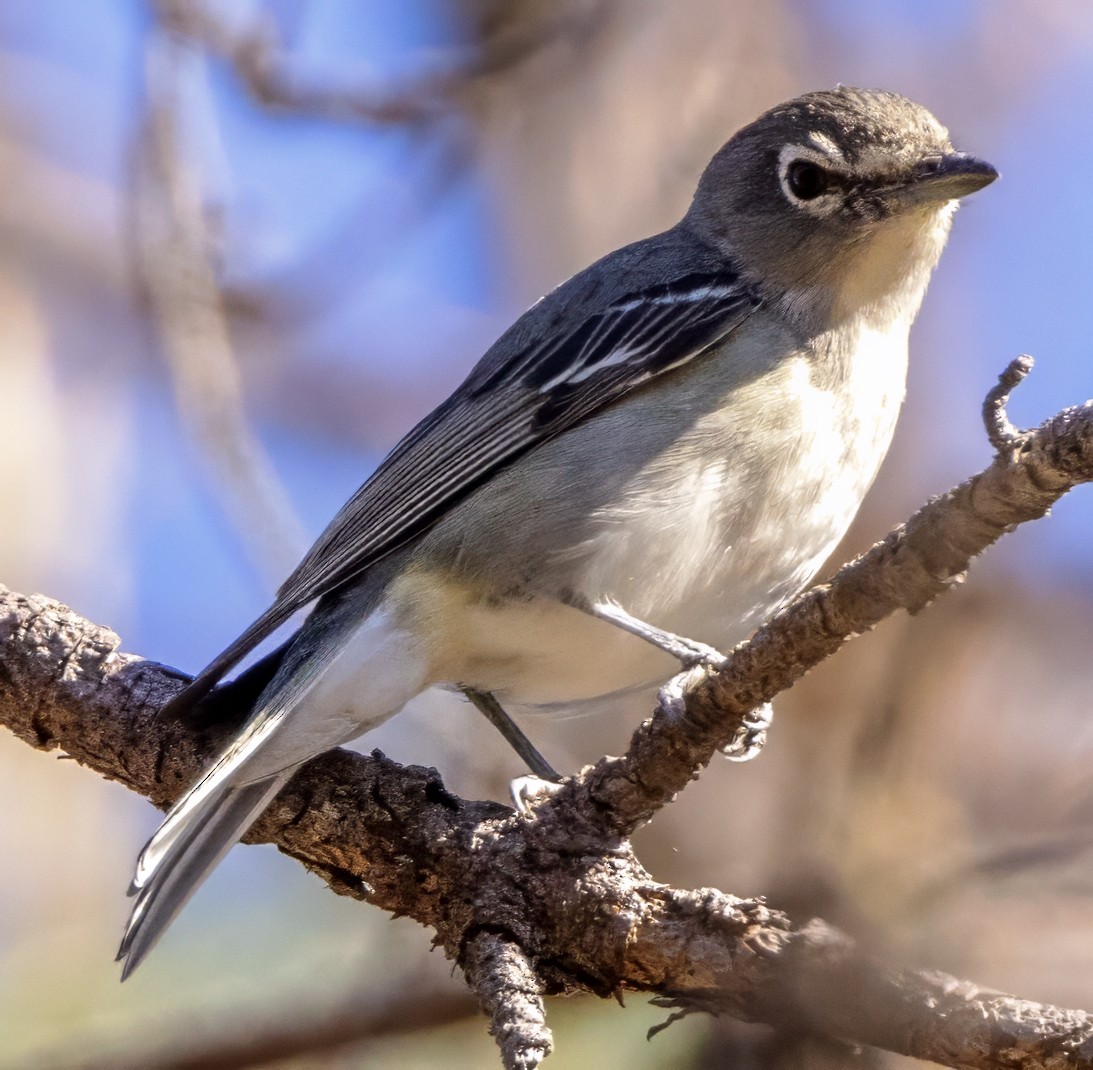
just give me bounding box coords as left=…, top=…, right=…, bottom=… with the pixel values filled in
left=777, top=143, right=844, bottom=215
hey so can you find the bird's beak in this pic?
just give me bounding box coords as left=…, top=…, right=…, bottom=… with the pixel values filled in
left=893, top=152, right=999, bottom=207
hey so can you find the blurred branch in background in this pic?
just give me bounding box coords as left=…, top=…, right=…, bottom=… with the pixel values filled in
left=153, top=0, right=616, bottom=126
left=132, top=0, right=622, bottom=588
left=34, top=970, right=477, bottom=1070
left=139, top=0, right=802, bottom=459
left=135, top=23, right=307, bottom=585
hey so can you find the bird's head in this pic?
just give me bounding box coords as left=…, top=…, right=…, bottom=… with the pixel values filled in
left=685, top=87, right=997, bottom=326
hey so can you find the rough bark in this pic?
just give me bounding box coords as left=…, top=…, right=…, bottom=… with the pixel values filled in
left=3, top=361, right=1093, bottom=1068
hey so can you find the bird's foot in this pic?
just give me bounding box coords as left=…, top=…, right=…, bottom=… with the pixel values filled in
left=660, top=634, right=729, bottom=671
left=510, top=775, right=566, bottom=817
left=719, top=701, right=773, bottom=762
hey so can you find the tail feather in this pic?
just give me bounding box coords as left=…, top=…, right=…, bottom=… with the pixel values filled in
left=120, top=591, right=428, bottom=978
left=118, top=702, right=296, bottom=979
left=182, top=641, right=292, bottom=731
left=157, top=602, right=299, bottom=724
left=118, top=772, right=289, bottom=979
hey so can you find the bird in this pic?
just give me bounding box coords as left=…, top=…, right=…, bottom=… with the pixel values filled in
left=118, top=86, right=997, bottom=977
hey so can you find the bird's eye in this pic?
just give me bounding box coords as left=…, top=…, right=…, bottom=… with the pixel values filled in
left=786, top=160, right=832, bottom=200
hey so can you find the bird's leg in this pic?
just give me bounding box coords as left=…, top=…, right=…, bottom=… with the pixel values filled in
left=572, top=596, right=772, bottom=762
left=574, top=596, right=729, bottom=670
left=460, top=687, right=562, bottom=783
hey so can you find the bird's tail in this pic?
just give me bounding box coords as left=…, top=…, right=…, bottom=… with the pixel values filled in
left=119, top=592, right=430, bottom=978
left=117, top=711, right=292, bottom=980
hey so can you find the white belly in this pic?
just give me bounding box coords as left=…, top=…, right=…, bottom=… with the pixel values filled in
left=403, top=318, right=909, bottom=710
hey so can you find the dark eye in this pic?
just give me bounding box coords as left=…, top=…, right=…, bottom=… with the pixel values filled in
left=786, top=160, right=832, bottom=200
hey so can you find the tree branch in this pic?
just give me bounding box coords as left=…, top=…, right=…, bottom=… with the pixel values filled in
left=38, top=978, right=478, bottom=1070
left=153, top=0, right=613, bottom=128
left=464, top=932, right=553, bottom=1069
left=2, top=362, right=1093, bottom=1068
left=572, top=359, right=1093, bottom=836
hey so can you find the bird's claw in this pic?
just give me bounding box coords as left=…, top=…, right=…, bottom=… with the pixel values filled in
left=719, top=701, right=773, bottom=762
left=510, top=775, right=565, bottom=817
left=664, top=636, right=728, bottom=671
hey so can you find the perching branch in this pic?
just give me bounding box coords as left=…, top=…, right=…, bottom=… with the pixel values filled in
left=571, top=355, right=1093, bottom=836
left=2, top=360, right=1093, bottom=1069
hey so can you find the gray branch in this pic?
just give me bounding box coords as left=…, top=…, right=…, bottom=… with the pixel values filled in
left=2, top=361, right=1093, bottom=1068
left=464, top=932, right=553, bottom=1070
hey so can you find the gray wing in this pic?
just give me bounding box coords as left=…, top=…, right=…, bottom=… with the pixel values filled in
left=162, top=267, right=759, bottom=717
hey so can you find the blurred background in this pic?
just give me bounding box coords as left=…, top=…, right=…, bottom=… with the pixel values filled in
left=1, top=1, right=1092, bottom=1067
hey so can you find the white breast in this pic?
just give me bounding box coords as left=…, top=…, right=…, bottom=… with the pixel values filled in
left=432, top=308, right=911, bottom=710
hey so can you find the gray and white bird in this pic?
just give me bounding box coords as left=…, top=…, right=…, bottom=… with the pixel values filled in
left=119, top=87, right=996, bottom=976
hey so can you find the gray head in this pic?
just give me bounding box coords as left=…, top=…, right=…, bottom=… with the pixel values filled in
left=685, top=87, right=996, bottom=323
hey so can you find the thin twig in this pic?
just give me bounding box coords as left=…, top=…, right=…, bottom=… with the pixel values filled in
left=983, top=353, right=1035, bottom=455
left=570, top=362, right=1093, bottom=836
left=27, top=979, right=476, bottom=1070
